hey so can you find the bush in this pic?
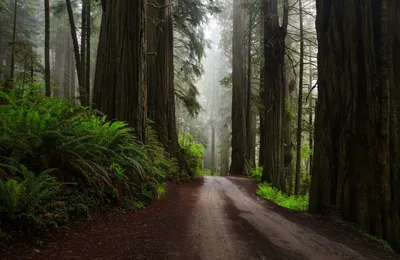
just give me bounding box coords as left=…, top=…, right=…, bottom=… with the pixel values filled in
left=0, top=84, right=179, bottom=236
left=250, top=166, right=263, bottom=181
left=179, top=134, right=204, bottom=175
left=257, top=183, right=308, bottom=211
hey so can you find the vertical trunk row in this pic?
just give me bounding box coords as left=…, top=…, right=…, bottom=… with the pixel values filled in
left=284, top=78, right=295, bottom=193
left=260, top=0, right=288, bottom=189
left=230, top=0, right=248, bottom=176
left=94, top=0, right=148, bottom=143
left=309, top=0, right=400, bottom=251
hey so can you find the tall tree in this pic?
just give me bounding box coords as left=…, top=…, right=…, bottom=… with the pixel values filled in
left=93, top=0, right=147, bottom=142
left=80, top=1, right=87, bottom=105
left=9, top=0, right=17, bottom=85
left=260, top=0, right=288, bottom=189
left=309, top=0, right=400, bottom=251
left=44, top=0, right=50, bottom=96
left=147, top=0, right=191, bottom=174
left=294, top=0, right=304, bottom=195
left=230, top=0, right=248, bottom=175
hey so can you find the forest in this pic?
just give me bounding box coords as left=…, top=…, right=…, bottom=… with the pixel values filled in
left=0, top=0, right=400, bottom=259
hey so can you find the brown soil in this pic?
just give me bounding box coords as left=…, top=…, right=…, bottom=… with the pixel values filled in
left=3, top=176, right=399, bottom=260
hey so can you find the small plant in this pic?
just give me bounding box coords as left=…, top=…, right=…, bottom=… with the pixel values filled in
left=257, top=183, right=308, bottom=211
left=250, top=166, right=263, bottom=181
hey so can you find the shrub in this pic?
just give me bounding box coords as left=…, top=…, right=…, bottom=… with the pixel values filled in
left=250, top=166, right=263, bottom=181
left=0, top=84, right=179, bottom=236
left=179, top=134, right=204, bottom=175
left=257, top=183, right=308, bottom=211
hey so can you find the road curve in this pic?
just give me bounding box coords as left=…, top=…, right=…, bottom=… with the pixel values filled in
left=12, top=176, right=397, bottom=260
left=183, top=176, right=371, bottom=260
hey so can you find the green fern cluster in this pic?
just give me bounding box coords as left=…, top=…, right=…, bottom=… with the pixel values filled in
left=0, top=84, right=178, bottom=235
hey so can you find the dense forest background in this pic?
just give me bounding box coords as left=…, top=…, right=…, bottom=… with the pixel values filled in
left=0, top=0, right=399, bottom=253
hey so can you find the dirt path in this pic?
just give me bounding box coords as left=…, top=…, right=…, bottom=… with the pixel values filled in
left=7, top=177, right=399, bottom=259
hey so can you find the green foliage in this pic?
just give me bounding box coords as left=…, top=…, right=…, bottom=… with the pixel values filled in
left=0, top=84, right=178, bottom=236
left=250, top=166, right=263, bottom=181
left=257, top=183, right=309, bottom=211
left=348, top=223, right=394, bottom=252
left=199, top=169, right=220, bottom=176
left=179, top=134, right=204, bottom=175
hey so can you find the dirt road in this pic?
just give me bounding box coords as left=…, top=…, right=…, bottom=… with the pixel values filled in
left=10, top=177, right=398, bottom=259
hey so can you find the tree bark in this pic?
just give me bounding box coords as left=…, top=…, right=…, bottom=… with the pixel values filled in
left=93, top=0, right=148, bottom=143
left=147, top=0, right=191, bottom=175
left=260, top=0, right=288, bottom=190
left=230, top=0, right=248, bottom=176
left=294, top=0, right=304, bottom=195
left=86, top=0, right=91, bottom=104
left=66, top=0, right=83, bottom=100
left=308, top=45, right=313, bottom=176
left=44, top=0, right=50, bottom=96
left=309, top=0, right=400, bottom=251
left=9, top=0, right=17, bottom=85
left=246, top=11, right=254, bottom=169
left=80, top=1, right=87, bottom=105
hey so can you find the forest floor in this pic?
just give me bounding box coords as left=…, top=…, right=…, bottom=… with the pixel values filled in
left=4, top=176, right=399, bottom=260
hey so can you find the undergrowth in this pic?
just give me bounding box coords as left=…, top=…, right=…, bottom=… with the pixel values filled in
left=0, top=83, right=183, bottom=240
left=179, top=133, right=204, bottom=175
left=348, top=223, right=394, bottom=252
left=257, top=183, right=309, bottom=211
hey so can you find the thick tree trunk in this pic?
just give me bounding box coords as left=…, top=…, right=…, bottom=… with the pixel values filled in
left=294, top=0, right=304, bottom=195
left=260, top=0, right=288, bottom=189
left=309, top=0, right=400, bottom=251
left=93, top=0, right=147, bottom=143
left=147, top=0, right=191, bottom=175
left=44, top=0, right=50, bottom=96
left=230, top=0, right=248, bottom=176
left=246, top=12, right=254, bottom=169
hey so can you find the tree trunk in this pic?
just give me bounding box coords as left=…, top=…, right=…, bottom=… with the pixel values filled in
left=44, top=0, right=50, bottom=96
left=211, top=123, right=216, bottom=176
left=86, top=0, right=91, bottom=104
left=80, top=1, right=88, bottom=106
left=309, top=0, right=400, bottom=251
left=66, top=0, right=83, bottom=100
left=294, top=0, right=304, bottom=195
left=9, top=0, right=17, bottom=86
left=284, top=78, right=295, bottom=194
left=246, top=11, right=254, bottom=170
left=147, top=0, right=191, bottom=175
left=230, top=0, right=248, bottom=176
left=308, top=45, right=313, bottom=176
left=260, top=0, right=288, bottom=190
left=93, top=0, right=147, bottom=143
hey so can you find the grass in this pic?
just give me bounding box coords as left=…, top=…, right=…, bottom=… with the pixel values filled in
left=257, top=183, right=309, bottom=211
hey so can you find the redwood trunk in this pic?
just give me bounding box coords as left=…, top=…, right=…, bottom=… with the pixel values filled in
left=309, top=0, right=400, bottom=251
left=230, top=0, right=248, bottom=176
left=93, top=0, right=147, bottom=143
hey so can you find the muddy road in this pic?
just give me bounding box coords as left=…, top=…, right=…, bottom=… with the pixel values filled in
left=10, top=177, right=398, bottom=260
